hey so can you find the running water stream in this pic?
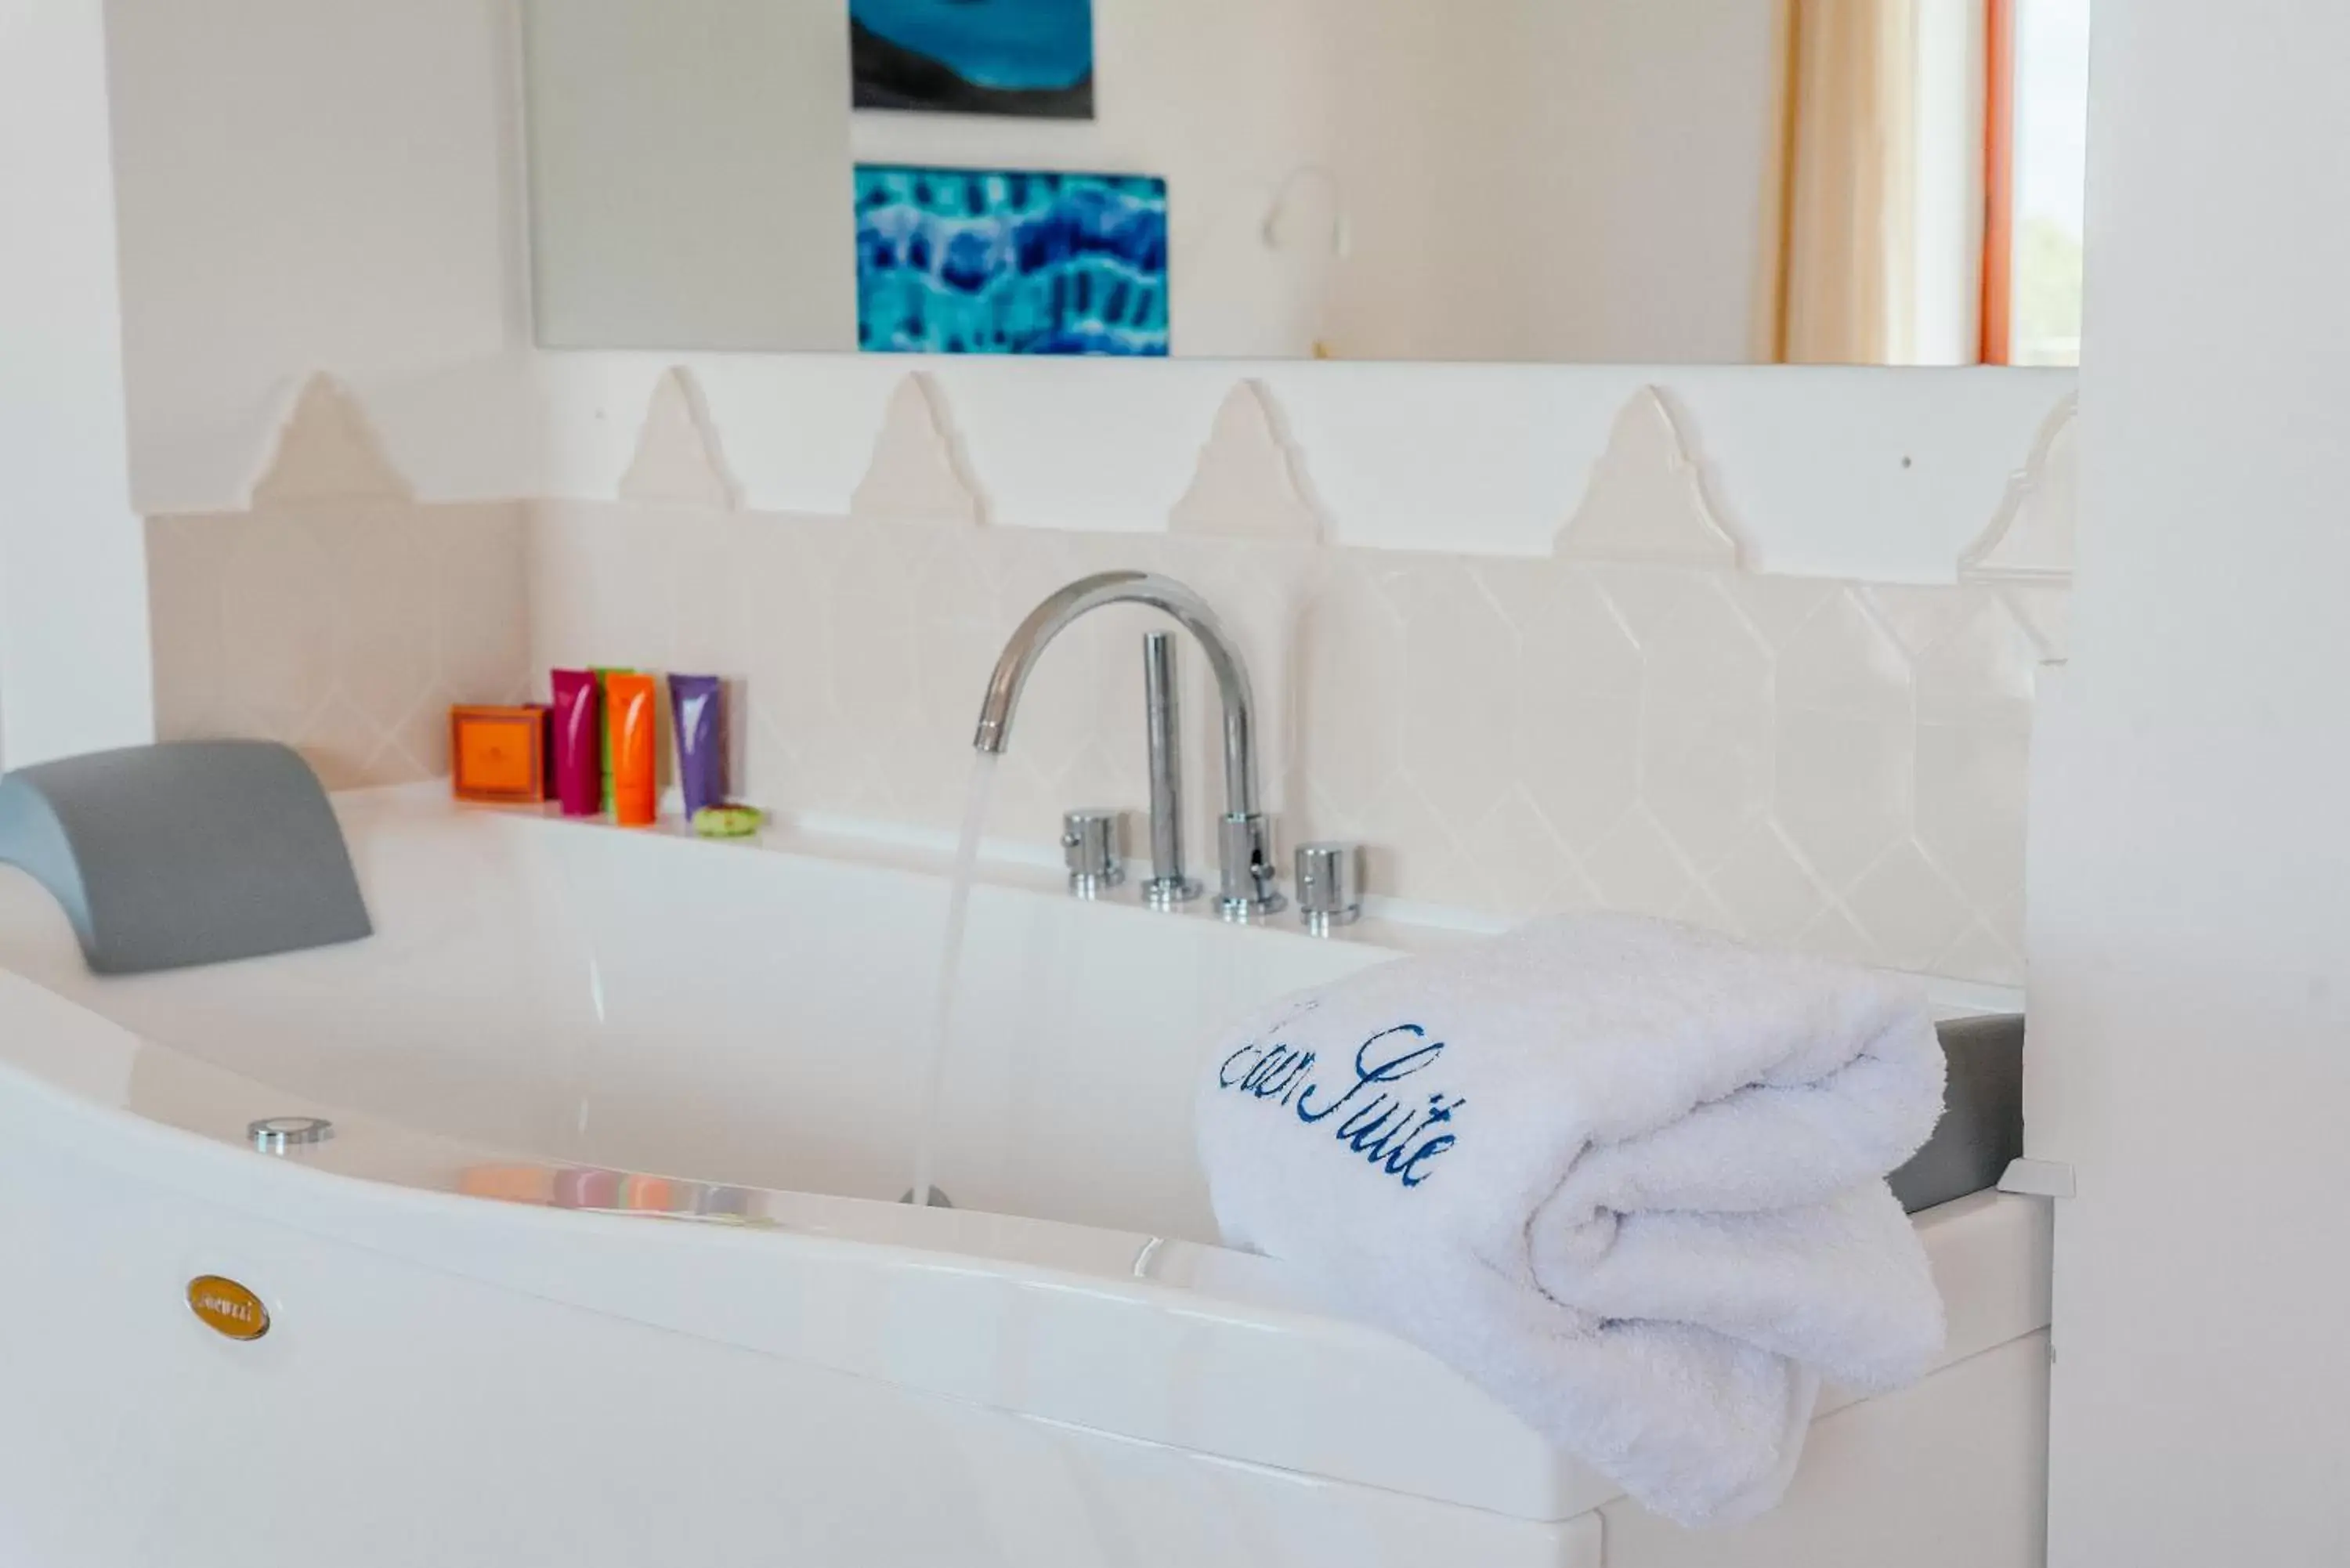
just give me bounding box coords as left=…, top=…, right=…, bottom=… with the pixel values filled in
left=906, top=754, right=999, bottom=1208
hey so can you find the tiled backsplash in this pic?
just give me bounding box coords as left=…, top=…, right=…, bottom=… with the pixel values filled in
left=146, top=379, right=533, bottom=789
left=148, top=370, right=2073, bottom=986
left=147, top=501, right=530, bottom=789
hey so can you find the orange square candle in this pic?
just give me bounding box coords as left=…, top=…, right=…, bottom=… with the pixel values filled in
left=450, top=705, right=553, bottom=804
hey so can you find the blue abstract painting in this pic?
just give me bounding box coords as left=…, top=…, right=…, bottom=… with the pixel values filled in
left=855, top=166, right=1169, bottom=357
left=852, top=0, right=1094, bottom=119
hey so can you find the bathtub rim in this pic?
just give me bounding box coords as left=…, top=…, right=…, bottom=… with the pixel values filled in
left=344, top=783, right=2029, bottom=1017
left=0, top=954, right=2051, bottom=1529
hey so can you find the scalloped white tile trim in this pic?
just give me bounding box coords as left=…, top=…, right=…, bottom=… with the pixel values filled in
left=1959, top=395, right=2078, bottom=662
left=248, top=374, right=412, bottom=509
left=617, top=367, right=739, bottom=510
left=1962, top=394, right=2078, bottom=583
left=1553, top=388, right=1745, bottom=567
left=849, top=373, right=986, bottom=527
left=1169, top=381, right=1325, bottom=544
left=171, top=359, right=2073, bottom=580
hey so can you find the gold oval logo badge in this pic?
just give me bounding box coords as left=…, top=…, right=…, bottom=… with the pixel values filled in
left=187, top=1276, right=270, bottom=1342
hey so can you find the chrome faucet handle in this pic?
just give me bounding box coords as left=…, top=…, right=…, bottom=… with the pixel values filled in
left=1061, top=808, right=1126, bottom=899
left=1294, top=841, right=1365, bottom=935
left=1221, top=815, right=1285, bottom=923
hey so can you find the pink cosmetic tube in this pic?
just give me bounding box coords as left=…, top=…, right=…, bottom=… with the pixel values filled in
left=550, top=670, right=602, bottom=817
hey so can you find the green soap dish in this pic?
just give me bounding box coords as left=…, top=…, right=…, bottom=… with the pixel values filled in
left=692, top=804, right=766, bottom=840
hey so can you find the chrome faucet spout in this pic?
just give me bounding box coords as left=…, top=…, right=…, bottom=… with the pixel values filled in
left=973, top=571, right=1283, bottom=919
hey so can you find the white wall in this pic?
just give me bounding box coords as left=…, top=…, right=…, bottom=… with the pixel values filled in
left=104, top=0, right=530, bottom=512
left=0, top=0, right=154, bottom=768
left=525, top=0, right=856, bottom=352
left=2028, top=2, right=2350, bottom=1561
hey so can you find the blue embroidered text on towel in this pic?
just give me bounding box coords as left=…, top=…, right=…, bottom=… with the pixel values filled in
left=1215, top=1021, right=1465, bottom=1190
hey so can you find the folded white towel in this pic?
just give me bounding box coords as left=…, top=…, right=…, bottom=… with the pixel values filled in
left=1194, top=913, right=1948, bottom=1526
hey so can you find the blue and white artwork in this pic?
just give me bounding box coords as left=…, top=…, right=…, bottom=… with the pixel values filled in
left=852, top=0, right=1094, bottom=120
left=855, top=165, right=1169, bottom=357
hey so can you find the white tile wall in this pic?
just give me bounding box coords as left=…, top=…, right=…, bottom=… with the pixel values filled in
left=147, top=502, right=530, bottom=787
left=146, top=369, right=2073, bottom=985
left=146, top=377, right=530, bottom=788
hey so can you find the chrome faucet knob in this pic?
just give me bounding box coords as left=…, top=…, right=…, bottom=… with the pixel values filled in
left=1220, top=815, right=1285, bottom=923
left=1294, top=842, right=1365, bottom=935
left=1061, top=808, right=1126, bottom=898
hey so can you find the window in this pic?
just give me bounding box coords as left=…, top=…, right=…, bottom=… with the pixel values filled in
left=1986, top=0, right=2091, bottom=365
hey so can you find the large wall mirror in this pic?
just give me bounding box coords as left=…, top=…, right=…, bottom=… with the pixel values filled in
left=522, top=0, right=2088, bottom=367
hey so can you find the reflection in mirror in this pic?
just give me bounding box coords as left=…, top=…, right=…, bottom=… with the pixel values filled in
left=522, top=0, right=2089, bottom=367
left=2001, top=0, right=2090, bottom=365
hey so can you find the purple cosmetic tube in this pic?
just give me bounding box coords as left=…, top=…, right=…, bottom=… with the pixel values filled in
left=550, top=670, right=602, bottom=817
left=667, top=674, right=726, bottom=818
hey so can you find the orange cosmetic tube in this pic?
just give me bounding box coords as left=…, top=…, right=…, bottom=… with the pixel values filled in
left=607, top=673, right=660, bottom=826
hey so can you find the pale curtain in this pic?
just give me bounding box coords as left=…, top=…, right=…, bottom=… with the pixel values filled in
left=1766, top=0, right=1922, bottom=363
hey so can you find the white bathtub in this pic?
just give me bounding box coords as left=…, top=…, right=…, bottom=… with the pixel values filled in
left=0, top=787, right=2049, bottom=1567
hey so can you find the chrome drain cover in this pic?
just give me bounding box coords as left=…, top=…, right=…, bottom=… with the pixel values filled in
left=248, top=1115, right=334, bottom=1154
